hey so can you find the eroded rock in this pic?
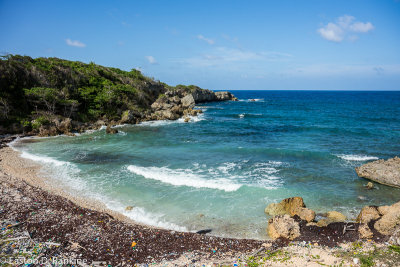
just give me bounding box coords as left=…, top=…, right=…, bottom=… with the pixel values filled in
left=356, top=157, right=400, bottom=188
left=267, top=214, right=300, bottom=240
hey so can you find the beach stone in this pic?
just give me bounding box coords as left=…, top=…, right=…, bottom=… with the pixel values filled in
left=366, top=182, right=374, bottom=190
left=355, top=156, right=400, bottom=188
left=267, top=214, right=300, bottom=240
left=184, top=117, right=190, bottom=123
left=125, top=206, right=134, bottom=211
left=359, top=224, right=373, bottom=239
left=356, top=206, right=381, bottom=224
left=293, top=207, right=316, bottom=222
left=265, top=197, right=306, bottom=217
left=374, top=201, right=400, bottom=235
left=316, top=219, right=330, bottom=227
left=325, top=211, right=347, bottom=222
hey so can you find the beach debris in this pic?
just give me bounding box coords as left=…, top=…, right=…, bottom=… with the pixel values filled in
left=196, top=229, right=212, bottom=235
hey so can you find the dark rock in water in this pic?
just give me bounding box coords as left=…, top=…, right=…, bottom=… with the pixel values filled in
left=106, top=125, right=118, bottom=134
left=356, top=157, right=400, bottom=188
left=196, top=229, right=212, bottom=235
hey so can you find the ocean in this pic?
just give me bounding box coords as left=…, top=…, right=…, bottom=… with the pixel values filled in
left=11, top=90, right=400, bottom=239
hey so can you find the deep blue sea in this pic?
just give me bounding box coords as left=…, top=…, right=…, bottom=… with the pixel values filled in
left=11, top=91, right=400, bottom=239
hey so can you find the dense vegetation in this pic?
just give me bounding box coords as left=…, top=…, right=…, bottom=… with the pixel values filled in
left=0, top=54, right=199, bottom=133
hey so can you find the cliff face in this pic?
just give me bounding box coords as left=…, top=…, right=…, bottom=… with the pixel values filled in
left=0, top=55, right=237, bottom=136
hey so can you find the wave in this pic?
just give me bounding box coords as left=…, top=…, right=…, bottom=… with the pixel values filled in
left=19, top=151, right=73, bottom=166
left=138, top=113, right=205, bottom=127
left=336, top=154, right=379, bottom=161
left=104, top=199, right=187, bottom=232
left=239, top=98, right=265, bottom=102
left=127, top=165, right=241, bottom=192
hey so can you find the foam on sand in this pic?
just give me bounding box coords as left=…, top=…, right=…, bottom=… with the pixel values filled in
left=127, top=165, right=241, bottom=192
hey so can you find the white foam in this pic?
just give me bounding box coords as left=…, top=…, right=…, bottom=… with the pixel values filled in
left=19, top=151, right=72, bottom=166
left=127, top=165, right=241, bottom=192
left=239, top=114, right=245, bottom=118
left=103, top=198, right=187, bottom=231
left=336, top=154, right=379, bottom=161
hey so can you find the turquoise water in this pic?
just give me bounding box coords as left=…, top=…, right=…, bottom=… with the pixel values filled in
left=12, top=91, right=400, bottom=239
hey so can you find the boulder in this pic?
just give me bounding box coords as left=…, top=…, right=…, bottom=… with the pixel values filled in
left=355, top=157, right=400, bottom=188
left=374, top=202, right=400, bottom=235
left=356, top=206, right=381, bottom=224
left=265, top=197, right=306, bottom=217
left=366, top=182, right=374, bottom=190
left=181, top=94, right=195, bottom=108
left=267, top=215, right=300, bottom=240
left=56, top=118, right=72, bottom=134
left=293, top=207, right=316, bottom=222
left=265, top=197, right=315, bottom=222
left=125, top=206, right=134, bottom=211
left=325, top=211, right=347, bottom=222
left=359, top=224, right=374, bottom=239
left=184, top=117, right=190, bottom=123
left=106, top=125, right=118, bottom=134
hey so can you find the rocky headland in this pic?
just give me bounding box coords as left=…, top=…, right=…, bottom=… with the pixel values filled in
left=356, top=156, right=400, bottom=188
left=0, top=55, right=237, bottom=137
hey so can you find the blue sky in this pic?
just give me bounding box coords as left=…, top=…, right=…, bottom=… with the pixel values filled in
left=1, top=0, right=399, bottom=90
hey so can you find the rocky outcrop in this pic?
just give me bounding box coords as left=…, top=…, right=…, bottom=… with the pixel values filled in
left=265, top=197, right=315, bottom=222
left=356, top=157, right=400, bottom=188
left=267, top=214, right=300, bottom=240
left=215, top=91, right=238, bottom=101
left=356, top=201, right=400, bottom=236
left=149, top=89, right=237, bottom=121
left=356, top=206, right=381, bottom=224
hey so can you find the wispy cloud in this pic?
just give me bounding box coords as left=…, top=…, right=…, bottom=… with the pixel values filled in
left=197, top=34, right=215, bottom=45
left=145, top=56, right=157, bottom=64
left=318, top=15, right=374, bottom=42
left=66, top=38, right=86, bottom=48
left=181, top=47, right=292, bottom=68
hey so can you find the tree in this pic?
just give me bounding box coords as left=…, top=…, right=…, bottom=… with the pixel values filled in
left=24, top=87, right=59, bottom=114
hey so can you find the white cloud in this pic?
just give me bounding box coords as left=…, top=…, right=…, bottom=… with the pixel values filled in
left=350, top=22, right=374, bottom=33
left=318, top=23, right=344, bottom=42
left=197, top=34, right=215, bottom=45
left=66, top=38, right=86, bottom=48
left=145, top=56, right=157, bottom=64
left=318, top=15, right=374, bottom=42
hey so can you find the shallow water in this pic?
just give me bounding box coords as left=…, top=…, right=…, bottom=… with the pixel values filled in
left=11, top=91, right=400, bottom=239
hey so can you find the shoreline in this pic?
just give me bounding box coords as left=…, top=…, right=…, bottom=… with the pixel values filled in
left=1, top=137, right=399, bottom=266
